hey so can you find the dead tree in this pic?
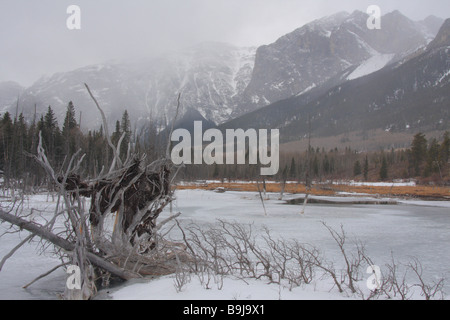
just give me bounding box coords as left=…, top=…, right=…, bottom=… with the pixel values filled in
left=0, top=85, right=186, bottom=299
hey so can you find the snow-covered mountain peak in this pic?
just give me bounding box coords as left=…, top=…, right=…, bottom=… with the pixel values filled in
left=10, top=42, right=256, bottom=129
left=2, top=11, right=444, bottom=133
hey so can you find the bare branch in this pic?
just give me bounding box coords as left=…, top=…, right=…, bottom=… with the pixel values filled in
left=166, top=93, right=182, bottom=160
left=22, top=263, right=68, bottom=289
left=84, top=83, right=123, bottom=171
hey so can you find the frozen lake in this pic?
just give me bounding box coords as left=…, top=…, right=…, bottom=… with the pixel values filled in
left=0, top=189, right=449, bottom=299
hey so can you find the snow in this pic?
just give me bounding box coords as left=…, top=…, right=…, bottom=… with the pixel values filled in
left=347, top=53, right=395, bottom=80
left=435, top=69, right=450, bottom=86
left=111, top=274, right=348, bottom=300
left=1, top=189, right=449, bottom=300
left=296, top=83, right=317, bottom=96
left=0, top=195, right=70, bottom=299
left=251, top=95, right=260, bottom=104
left=346, top=29, right=378, bottom=56
left=329, top=180, right=417, bottom=187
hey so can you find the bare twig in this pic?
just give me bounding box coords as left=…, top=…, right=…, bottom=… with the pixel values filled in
left=84, top=83, right=123, bottom=172
left=22, top=263, right=68, bottom=289
left=166, top=93, right=182, bottom=160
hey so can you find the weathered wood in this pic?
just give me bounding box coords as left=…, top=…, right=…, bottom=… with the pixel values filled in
left=0, top=209, right=139, bottom=281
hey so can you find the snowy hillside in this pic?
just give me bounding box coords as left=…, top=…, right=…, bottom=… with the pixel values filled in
left=145, top=42, right=256, bottom=125
left=222, top=18, right=450, bottom=143
left=241, top=10, right=441, bottom=113
left=347, top=53, right=395, bottom=80
left=13, top=42, right=256, bottom=130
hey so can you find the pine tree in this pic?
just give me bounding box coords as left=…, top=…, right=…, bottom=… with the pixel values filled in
left=323, top=154, right=330, bottom=175
left=14, top=113, right=28, bottom=177
left=424, top=138, right=441, bottom=177
left=120, top=110, right=131, bottom=158
left=44, top=106, right=58, bottom=131
left=363, top=156, right=369, bottom=181
left=62, top=101, right=79, bottom=157
left=112, top=120, right=121, bottom=147
left=439, top=131, right=449, bottom=164
left=62, top=101, right=77, bottom=134
left=353, top=160, right=362, bottom=177
left=312, top=155, right=319, bottom=177
left=212, top=164, right=220, bottom=179
left=380, top=155, right=388, bottom=181
left=410, top=132, right=427, bottom=176
left=41, top=106, right=62, bottom=165
left=0, top=112, right=13, bottom=175
left=289, top=157, right=297, bottom=179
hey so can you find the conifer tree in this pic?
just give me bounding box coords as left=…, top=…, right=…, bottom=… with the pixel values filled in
left=425, top=138, right=440, bottom=176
left=380, top=155, right=388, bottom=181
left=41, top=106, right=63, bottom=165
left=14, top=113, right=28, bottom=177
left=0, top=112, right=13, bottom=177
left=62, top=101, right=77, bottom=133
left=439, top=131, right=449, bottom=164
left=363, top=156, right=369, bottom=181
left=120, top=110, right=131, bottom=159
left=410, top=132, right=427, bottom=176
left=289, top=157, right=297, bottom=179
left=353, top=160, right=362, bottom=177
left=62, top=101, right=79, bottom=157
left=111, top=120, right=121, bottom=147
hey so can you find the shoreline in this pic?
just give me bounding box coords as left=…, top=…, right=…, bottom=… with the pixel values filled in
left=175, top=181, right=450, bottom=201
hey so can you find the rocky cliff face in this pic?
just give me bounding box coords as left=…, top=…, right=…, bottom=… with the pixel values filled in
left=240, top=10, right=441, bottom=114
left=221, top=17, right=450, bottom=142
left=428, top=18, right=450, bottom=49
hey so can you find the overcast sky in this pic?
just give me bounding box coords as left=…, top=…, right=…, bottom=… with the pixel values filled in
left=1, top=0, right=449, bottom=87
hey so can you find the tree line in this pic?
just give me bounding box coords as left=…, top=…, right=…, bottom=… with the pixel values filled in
left=178, top=132, right=449, bottom=185
left=0, top=101, right=161, bottom=191
left=1, top=101, right=449, bottom=189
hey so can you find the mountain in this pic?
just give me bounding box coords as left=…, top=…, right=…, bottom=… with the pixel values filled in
left=13, top=42, right=256, bottom=130
left=142, top=42, right=256, bottom=125
left=220, top=18, right=450, bottom=147
left=418, top=15, right=446, bottom=39
left=428, top=17, right=450, bottom=49
left=239, top=10, right=442, bottom=114
left=1, top=10, right=443, bottom=133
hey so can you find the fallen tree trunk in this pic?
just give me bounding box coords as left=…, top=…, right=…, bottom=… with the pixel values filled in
left=0, top=209, right=139, bottom=281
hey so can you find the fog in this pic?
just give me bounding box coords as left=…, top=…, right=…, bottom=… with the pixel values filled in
left=1, top=0, right=449, bottom=86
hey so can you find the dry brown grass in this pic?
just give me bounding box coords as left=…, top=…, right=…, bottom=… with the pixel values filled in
left=175, top=181, right=450, bottom=200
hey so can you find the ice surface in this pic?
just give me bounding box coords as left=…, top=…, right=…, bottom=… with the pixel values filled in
left=1, top=189, right=449, bottom=300
left=110, top=189, right=450, bottom=300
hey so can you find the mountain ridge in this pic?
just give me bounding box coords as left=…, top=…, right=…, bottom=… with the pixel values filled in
left=220, top=17, right=450, bottom=148
left=0, top=10, right=445, bottom=138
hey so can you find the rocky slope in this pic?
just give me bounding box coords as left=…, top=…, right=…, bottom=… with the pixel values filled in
left=0, top=10, right=444, bottom=134
left=221, top=18, right=450, bottom=145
